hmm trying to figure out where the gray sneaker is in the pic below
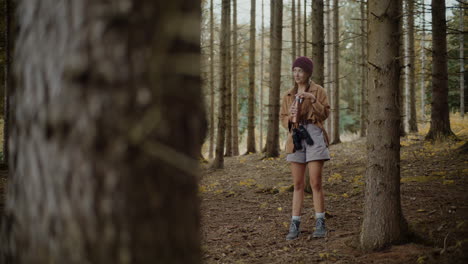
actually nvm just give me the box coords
[286,220,301,240]
[313,218,327,238]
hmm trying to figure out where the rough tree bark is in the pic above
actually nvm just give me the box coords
[460,4,465,118]
[225,0,233,156]
[331,0,341,144]
[3,0,13,166]
[303,0,307,56]
[311,0,324,86]
[232,0,239,156]
[360,0,408,251]
[425,0,455,141]
[292,0,296,62]
[0,0,206,263]
[265,0,283,158]
[399,0,406,137]
[209,0,215,159]
[297,0,302,55]
[420,0,426,123]
[407,0,418,132]
[360,0,368,137]
[213,0,230,168]
[326,0,332,134]
[246,0,257,154]
[260,0,265,151]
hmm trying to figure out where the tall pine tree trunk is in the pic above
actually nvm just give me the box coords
[1,0,206,262]
[360,0,368,137]
[225,0,233,156]
[260,0,265,151]
[460,4,465,118]
[312,0,324,86]
[265,0,282,158]
[326,0,332,134]
[213,0,230,169]
[297,0,302,55]
[420,0,426,123]
[303,0,307,56]
[246,0,257,154]
[209,0,215,159]
[425,0,455,141]
[331,0,341,144]
[361,0,407,250]
[232,0,239,156]
[3,0,13,166]
[399,0,406,137]
[292,0,296,62]
[407,0,417,132]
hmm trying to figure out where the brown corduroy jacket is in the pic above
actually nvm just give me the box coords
[279,81,331,154]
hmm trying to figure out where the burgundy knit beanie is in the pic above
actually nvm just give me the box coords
[292,56,314,75]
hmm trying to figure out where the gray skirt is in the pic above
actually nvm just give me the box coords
[286,123,331,163]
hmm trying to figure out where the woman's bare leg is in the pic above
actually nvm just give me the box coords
[290,162,306,216]
[308,161,325,213]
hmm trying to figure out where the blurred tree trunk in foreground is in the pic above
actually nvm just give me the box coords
[361,0,408,251]
[0,0,206,263]
[2,0,14,166]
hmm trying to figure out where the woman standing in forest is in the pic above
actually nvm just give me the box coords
[280,56,331,240]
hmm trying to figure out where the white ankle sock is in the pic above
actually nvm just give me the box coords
[292,216,301,221]
[315,212,325,219]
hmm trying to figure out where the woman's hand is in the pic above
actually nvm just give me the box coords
[296,92,316,103]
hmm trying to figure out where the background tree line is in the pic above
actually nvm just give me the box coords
[200,0,466,166]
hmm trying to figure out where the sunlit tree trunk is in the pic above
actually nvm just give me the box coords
[361,0,407,251]
[213,0,230,168]
[360,0,368,137]
[265,0,282,157]
[331,0,340,144]
[209,0,215,159]
[312,0,324,86]
[407,0,417,132]
[0,0,206,262]
[232,0,239,156]
[246,0,257,154]
[425,0,455,141]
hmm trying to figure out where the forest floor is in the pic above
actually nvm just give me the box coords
[200,115,468,264]
[0,117,467,263]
